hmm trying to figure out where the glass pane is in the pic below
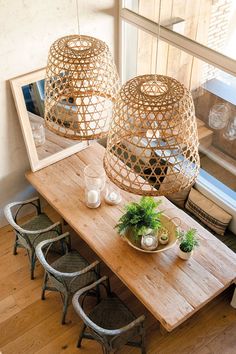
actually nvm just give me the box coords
[123,22,236,195]
[124,0,236,61]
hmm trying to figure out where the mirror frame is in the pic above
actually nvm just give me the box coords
[10,68,89,172]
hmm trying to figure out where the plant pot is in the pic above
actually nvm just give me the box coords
[158,227,169,245]
[178,247,192,260]
[159,237,169,245]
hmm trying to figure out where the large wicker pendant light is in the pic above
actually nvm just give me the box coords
[103,74,200,196]
[45,35,119,140]
[103,0,200,196]
[44,1,119,140]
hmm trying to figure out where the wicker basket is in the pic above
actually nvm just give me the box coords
[123,215,180,254]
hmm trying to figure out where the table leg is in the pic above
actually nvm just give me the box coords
[230,286,236,309]
[62,218,68,226]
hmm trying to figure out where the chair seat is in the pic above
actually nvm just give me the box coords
[20,213,59,247]
[51,250,97,293]
[89,295,136,330]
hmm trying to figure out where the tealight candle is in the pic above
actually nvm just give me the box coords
[104,184,122,205]
[109,191,117,201]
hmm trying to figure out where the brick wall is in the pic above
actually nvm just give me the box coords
[204,0,233,82]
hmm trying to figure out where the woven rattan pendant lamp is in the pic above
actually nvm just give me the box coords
[44,2,119,140]
[103,2,200,196]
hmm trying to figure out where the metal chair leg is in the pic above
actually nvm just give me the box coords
[141,328,146,354]
[13,235,18,255]
[61,293,69,324]
[41,272,48,300]
[95,263,101,304]
[102,347,115,354]
[77,323,86,347]
[30,252,36,280]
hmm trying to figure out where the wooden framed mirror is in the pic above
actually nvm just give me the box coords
[10,68,89,171]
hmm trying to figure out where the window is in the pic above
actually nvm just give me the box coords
[123,0,236,61]
[120,0,236,228]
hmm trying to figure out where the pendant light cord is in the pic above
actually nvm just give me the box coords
[155,0,162,82]
[76,0,81,37]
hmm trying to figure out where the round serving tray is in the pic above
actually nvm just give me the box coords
[123,215,180,254]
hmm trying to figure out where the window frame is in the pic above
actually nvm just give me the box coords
[119,2,236,83]
[119,0,236,233]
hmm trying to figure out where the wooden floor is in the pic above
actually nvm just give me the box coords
[0,205,236,354]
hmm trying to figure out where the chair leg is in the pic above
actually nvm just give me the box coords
[96,283,101,304]
[59,239,66,255]
[30,252,36,280]
[13,235,18,255]
[61,293,69,325]
[102,347,114,354]
[141,330,146,354]
[41,273,48,300]
[77,324,86,348]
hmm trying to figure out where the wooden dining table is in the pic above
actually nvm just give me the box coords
[25,142,236,332]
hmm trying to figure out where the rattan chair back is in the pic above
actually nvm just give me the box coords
[72,276,146,353]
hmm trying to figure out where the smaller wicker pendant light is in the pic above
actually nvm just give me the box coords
[45,35,120,140]
[104,75,200,196]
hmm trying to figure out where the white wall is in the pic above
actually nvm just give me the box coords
[0,0,118,226]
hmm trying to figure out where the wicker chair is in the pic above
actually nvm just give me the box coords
[36,232,100,324]
[72,276,146,354]
[4,197,62,280]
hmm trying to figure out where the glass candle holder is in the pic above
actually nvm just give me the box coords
[141,233,158,251]
[104,183,122,205]
[84,164,106,192]
[223,116,236,141]
[85,188,101,208]
[84,164,106,208]
[208,103,229,130]
[32,123,45,147]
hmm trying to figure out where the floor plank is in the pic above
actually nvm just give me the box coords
[0,204,235,354]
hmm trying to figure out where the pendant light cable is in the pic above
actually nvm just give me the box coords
[76,0,81,36]
[155,0,162,81]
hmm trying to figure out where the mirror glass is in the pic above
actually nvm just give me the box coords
[22,78,80,160]
[10,68,88,171]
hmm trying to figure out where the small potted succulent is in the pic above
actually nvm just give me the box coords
[176,228,198,260]
[115,197,163,251]
[159,227,169,245]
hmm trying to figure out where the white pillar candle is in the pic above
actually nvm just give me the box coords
[87,190,99,204]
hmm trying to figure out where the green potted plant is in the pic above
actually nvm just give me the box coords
[176,228,198,260]
[115,197,163,250]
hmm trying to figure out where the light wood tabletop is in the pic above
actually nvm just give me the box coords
[25,142,236,331]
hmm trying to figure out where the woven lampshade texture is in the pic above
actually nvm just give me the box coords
[104,74,200,196]
[45,35,120,140]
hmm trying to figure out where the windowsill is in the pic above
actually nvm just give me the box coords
[204,77,236,106]
[198,169,236,204]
